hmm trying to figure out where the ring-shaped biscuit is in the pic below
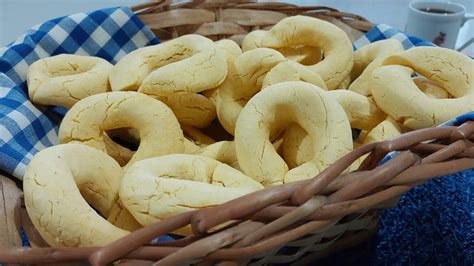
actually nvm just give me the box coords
[23,144,128,247]
[139,35,227,96]
[58,91,184,168]
[27,54,112,108]
[110,34,227,95]
[120,154,263,234]
[371,47,474,129]
[280,89,385,168]
[217,48,286,135]
[349,39,404,96]
[262,70,384,130]
[258,16,353,89]
[235,81,352,186]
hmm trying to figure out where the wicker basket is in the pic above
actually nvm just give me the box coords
[1,1,473,265]
[131,0,374,44]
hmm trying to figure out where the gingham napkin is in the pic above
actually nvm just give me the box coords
[353,23,434,49]
[0,7,159,178]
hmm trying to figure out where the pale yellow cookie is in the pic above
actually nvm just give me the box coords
[326,90,386,130]
[27,54,112,108]
[361,117,402,145]
[23,144,128,247]
[349,39,404,96]
[58,91,185,168]
[110,34,227,95]
[203,39,243,105]
[261,61,327,89]
[371,47,474,129]
[193,141,240,170]
[259,16,353,89]
[281,89,386,169]
[235,81,352,186]
[120,154,263,234]
[155,93,216,128]
[216,48,286,135]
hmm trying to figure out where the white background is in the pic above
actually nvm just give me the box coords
[0,0,473,54]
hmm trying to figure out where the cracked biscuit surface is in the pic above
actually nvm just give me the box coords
[242,30,322,65]
[27,54,112,108]
[194,141,240,170]
[262,60,327,89]
[120,154,263,234]
[234,81,352,186]
[203,39,243,105]
[258,16,353,89]
[217,48,286,134]
[348,39,404,96]
[154,93,217,128]
[23,144,128,247]
[325,90,386,130]
[277,89,385,168]
[110,34,227,94]
[58,91,185,168]
[370,47,474,129]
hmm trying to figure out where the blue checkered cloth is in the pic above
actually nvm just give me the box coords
[354,23,434,49]
[0,8,472,265]
[0,7,159,178]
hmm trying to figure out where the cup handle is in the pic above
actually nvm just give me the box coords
[463,13,474,26]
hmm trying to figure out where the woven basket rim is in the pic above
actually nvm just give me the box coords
[130,0,375,43]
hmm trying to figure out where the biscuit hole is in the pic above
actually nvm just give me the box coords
[413,73,452,99]
[280,124,312,170]
[278,46,323,66]
[106,128,140,152]
[200,119,233,141]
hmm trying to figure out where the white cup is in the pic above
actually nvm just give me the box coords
[405,1,474,49]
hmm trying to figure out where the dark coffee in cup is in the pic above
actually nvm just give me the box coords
[407,1,472,49]
[417,7,454,15]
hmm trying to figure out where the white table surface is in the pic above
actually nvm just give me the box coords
[0,0,473,54]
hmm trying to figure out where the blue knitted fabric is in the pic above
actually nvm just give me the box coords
[318,169,474,266]
[374,170,474,265]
